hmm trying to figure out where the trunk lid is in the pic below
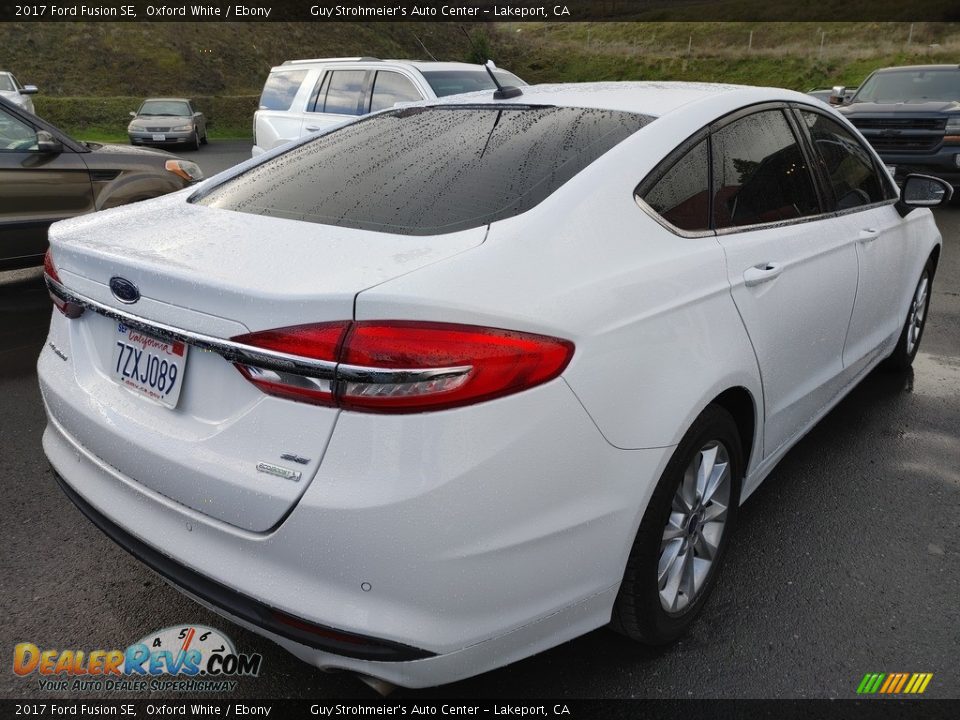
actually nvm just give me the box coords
[48,192,486,532]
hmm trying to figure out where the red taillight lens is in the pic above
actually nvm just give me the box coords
[339,322,574,412]
[231,321,574,413]
[44,248,84,317]
[43,248,61,284]
[231,322,350,406]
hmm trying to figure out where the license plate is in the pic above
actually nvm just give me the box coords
[152,134,166,141]
[111,323,188,408]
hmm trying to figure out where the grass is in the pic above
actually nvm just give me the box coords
[5,21,960,138]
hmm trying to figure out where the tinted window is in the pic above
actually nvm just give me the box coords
[421,70,526,98]
[322,70,367,115]
[800,110,888,209]
[854,68,960,104]
[712,110,821,229]
[641,139,710,231]
[369,72,422,112]
[0,107,38,151]
[195,106,652,236]
[139,100,191,117]
[259,70,308,111]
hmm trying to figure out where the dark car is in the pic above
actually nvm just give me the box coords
[838,64,960,189]
[127,98,208,150]
[0,96,203,271]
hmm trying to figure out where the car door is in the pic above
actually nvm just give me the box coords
[793,107,908,371]
[711,106,860,457]
[255,67,311,152]
[0,104,92,270]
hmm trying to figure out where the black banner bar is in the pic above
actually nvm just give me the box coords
[1,0,959,23]
[2,700,960,719]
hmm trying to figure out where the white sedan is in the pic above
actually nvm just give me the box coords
[38,82,949,688]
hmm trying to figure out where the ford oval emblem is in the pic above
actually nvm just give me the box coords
[109,277,140,304]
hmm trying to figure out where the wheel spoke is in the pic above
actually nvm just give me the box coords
[679,548,696,602]
[661,513,686,544]
[658,539,683,587]
[702,501,727,524]
[660,546,687,611]
[696,445,718,501]
[694,527,721,561]
[702,460,729,505]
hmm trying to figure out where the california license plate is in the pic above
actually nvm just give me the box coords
[111,323,188,408]
[152,134,166,141]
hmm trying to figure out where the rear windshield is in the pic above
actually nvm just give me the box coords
[194,105,651,235]
[854,69,960,104]
[421,69,526,98]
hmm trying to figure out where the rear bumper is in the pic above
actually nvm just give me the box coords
[39,331,671,685]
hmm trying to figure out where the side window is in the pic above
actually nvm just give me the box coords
[799,110,890,210]
[369,72,423,112]
[259,70,308,111]
[322,70,367,116]
[641,138,711,232]
[0,107,38,152]
[712,110,821,229]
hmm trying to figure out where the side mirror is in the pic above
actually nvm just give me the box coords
[829,86,846,105]
[21,84,39,95]
[36,130,63,155]
[896,174,952,216]
[129,111,137,118]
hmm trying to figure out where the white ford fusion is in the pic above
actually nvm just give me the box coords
[39,82,949,687]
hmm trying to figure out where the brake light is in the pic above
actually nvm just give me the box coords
[231,321,574,413]
[44,249,83,318]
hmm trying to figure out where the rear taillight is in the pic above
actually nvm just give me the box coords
[44,249,84,318]
[231,321,574,413]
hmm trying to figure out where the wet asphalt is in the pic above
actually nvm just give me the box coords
[1,147,957,699]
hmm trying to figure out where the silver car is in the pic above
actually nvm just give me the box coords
[128,98,207,150]
[0,71,38,114]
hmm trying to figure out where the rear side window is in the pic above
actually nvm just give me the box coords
[321,70,367,115]
[369,72,422,112]
[799,110,889,210]
[640,139,710,232]
[712,110,821,229]
[195,106,652,236]
[259,70,308,111]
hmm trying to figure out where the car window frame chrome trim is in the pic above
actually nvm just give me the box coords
[44,276,472,386]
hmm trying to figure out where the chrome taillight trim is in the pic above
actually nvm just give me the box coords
[45,277,473,386]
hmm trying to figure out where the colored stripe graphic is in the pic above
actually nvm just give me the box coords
[857,672,932,694]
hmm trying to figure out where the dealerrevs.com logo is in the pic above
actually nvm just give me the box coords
[13,625,262,693]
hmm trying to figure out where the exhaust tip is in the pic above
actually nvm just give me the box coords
[356,674,397,697]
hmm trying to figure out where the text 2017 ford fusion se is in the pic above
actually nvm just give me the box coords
[38,82,949,687]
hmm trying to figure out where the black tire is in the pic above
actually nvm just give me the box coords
[189,131,200,151]
[200,130,208,145]
[882,261,934,372]
[611,404,743,645]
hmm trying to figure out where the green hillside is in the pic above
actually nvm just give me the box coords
[2,21,959,139]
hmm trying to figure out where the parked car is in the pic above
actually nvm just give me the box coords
[252,57,526,156]
[807,85,857,105]
[0,71,38,114]
[839,64,960,189]
[0,96,202,272]
[40,82,947,688]
[128,98,207,150]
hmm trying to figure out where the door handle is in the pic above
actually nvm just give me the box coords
[858,228,879,243]
[305,125,322,132]
[743,262,784,287]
